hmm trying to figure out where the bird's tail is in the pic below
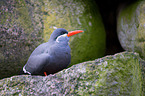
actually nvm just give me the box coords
[19,69,29,75]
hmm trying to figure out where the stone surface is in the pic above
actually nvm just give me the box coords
[0,0,105,79]
[0,52,144,95]
[117,1,145,59]
[0,0,44,79]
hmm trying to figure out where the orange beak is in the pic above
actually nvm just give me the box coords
[67,30,83,37]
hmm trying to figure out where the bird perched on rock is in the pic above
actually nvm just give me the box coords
[20,28,83,76]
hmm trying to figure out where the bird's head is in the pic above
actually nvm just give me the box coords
[49,28,83,43]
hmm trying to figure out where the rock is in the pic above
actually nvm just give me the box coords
[117,1,145,59]
[42,0,106,66]
[0,0,105,79]
[0,52,144,95]
[0,0,44,79]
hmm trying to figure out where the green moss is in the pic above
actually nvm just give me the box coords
[74,52,143,95]
[0,0,44,79]
[43,0,105,66]
[118,2,139,23]
[0,52,144,95]
[117,1,145,59]
[135,2,145,59]
[0,0,33,79]
[70,1,105,65]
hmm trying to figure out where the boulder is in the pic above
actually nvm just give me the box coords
[117,1,145,59]
[0,52,144,95]
[0,0,105,79]
[0,0,44,79]
[42,0,106,66]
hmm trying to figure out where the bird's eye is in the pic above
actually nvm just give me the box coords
[62,32,66,35]
[55,32,65,40]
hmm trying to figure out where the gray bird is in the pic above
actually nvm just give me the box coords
[20,28,83,76]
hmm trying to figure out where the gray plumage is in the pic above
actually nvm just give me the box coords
[21,28,71,75]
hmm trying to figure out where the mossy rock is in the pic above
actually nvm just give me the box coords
[42,0,106,66]
[0,0,105,79]
[0,52,144,95]
[117,1,145,59]
[0,0,44,79]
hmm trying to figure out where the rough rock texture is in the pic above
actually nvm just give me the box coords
[42,0,106,66]
[117,1,145,59]
[0,0,44,79]
[0,52,144,95]
[0,0,105,79]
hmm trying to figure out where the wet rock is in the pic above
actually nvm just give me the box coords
[117,1,145,59]
[0,52,144,95]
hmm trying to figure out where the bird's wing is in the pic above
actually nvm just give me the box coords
[29,42,50,56]
[23,53,50,75]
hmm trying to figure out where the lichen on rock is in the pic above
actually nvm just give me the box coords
[0,0,105,79]
[0,0,44,79]
[42,0,106,66]
[117,1,145,59]
[0,52,144,95]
